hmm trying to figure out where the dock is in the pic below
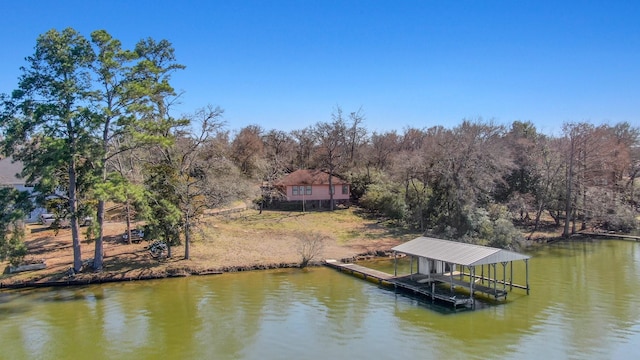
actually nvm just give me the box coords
[324,260,472,307]
[577,231,640,241]
[324,259,394,284]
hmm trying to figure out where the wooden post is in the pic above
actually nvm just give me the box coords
[394,251,397,277]
[469,266,474,303]
[525,259,530,295]
[410,256,414,280]
[510,261,513,291]
[449,263,454,292]
[492,263,497,298]
[502,262,507,291]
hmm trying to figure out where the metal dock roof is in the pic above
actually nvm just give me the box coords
[392,236,530,266]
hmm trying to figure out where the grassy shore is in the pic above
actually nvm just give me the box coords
[1,208,419,287]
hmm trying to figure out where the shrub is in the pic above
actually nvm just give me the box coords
[297,232,328,268]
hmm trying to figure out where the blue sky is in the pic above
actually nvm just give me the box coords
[1,1,639,135]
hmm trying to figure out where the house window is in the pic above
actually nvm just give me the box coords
[330,185,335,195]
[293,186,309,196]
[342,185,349,195]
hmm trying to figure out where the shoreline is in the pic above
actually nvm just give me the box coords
[3,207,634,291]
[0,250,395,290]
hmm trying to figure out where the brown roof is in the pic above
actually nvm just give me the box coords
[276,169,348,186]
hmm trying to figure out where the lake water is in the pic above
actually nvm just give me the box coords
[1,239,639,359]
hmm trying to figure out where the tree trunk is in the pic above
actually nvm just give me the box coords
[184,212,190,260]
[125,199,132,245]
[69,159,82,272]
[328,168,335,211]
[563,140,575,238]
[94,118,111,270]
[93,199,105,270]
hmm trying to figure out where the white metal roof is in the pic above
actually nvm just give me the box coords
[392,236,530,266]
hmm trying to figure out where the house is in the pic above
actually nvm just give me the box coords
[0,157,45,222]
[274,169,350,210]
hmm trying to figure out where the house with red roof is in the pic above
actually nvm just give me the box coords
[274,169,350,210]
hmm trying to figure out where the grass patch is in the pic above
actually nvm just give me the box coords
[207,208,417,244]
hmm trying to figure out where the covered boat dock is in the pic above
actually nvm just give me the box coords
[391,237,530,305]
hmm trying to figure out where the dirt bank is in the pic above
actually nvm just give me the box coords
[1,209,411,288]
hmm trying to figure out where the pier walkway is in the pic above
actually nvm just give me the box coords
[324,260,394,284]
[577,231,640,241]
[324,260,472,307]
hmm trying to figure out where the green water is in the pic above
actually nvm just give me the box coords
[1,239,639,359]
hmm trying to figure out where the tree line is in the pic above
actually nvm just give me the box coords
[232,115,639,249]
[1,28,638,270]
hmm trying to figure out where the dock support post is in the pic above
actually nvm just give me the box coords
[492,263,497,298]
[525,259,530,295]
[410,256,414,280]
[469,266,475,303]
[449,263,454,292]
[501,262,507,292]
[394,251,397,277]
[510,261,513,291]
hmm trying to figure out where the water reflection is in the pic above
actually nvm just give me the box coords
[0,240,638,359]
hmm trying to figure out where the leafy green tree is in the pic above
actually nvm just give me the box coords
[360,179,406,223]
[0,188,33,265]
[1,28,99,272]
[90,31,184,269]
[89,29,138,268]
[460,205,524,250]
[1,28,184,271]
[144,162,182,256]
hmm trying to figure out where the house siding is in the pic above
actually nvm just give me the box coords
[287,184,350,201]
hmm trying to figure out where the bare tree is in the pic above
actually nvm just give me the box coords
[345,108,367,165]
[145,106,248,259]
[230,125,265,178]
[367,131,401,171]
[258,130,295,208]
[297,232,328,268]
[291,127,316,169]
[313,107,348,210]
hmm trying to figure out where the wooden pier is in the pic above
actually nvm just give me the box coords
[324,260,394,284]
[324,260,472,307]
[577,231,640,241]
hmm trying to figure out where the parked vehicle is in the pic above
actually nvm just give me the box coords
[39,213,57,226]
[147,240,168,259]
[39,213,92,227]
[122,229,145,243]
